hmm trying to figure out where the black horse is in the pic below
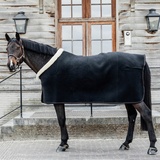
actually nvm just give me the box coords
[5,33,157,155]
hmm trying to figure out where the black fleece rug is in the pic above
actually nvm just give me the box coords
[40,51,145,104]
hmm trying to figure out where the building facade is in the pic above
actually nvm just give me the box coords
[0,0,160,121]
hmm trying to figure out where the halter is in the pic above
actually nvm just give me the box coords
[7,40,25,67]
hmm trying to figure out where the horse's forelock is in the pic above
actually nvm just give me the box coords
[8,38,21,46]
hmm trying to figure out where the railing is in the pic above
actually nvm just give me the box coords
[0,66,23,120]
[0,66,94,121]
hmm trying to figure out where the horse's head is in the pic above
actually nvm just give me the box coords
[5,32,24,72]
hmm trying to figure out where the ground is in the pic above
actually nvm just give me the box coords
[0,138,160,160]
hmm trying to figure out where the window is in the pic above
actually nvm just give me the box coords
[61,0,82,18]
[91,0,112,17]
[57,0,116,56]
[62,24,84,55]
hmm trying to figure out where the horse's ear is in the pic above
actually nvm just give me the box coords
[16,32,20,41]
[5,33,10,42]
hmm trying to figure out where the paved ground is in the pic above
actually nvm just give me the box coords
[0,138,160,160]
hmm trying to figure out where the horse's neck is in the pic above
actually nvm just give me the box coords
[24,50,52,73]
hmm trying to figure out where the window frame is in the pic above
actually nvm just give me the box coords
[57,0,116,55]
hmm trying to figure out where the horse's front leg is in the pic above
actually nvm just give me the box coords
[120,104,137,151]
[133,102,157,155]
[54,104,69,151]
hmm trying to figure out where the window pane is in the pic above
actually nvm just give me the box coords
[92,41,101,55]
[62,0,71,4]
[72,0,82,4]
[91,0,100,4]
[91,1,112,17]
[91,5,101,17]
[72,6,82,17]
[102,25,112,39]
[62,26,72,40]
[102,40,112,52]
[62,6,71,17]
[62,41,72,53]
[73,41,82,55]
[102,5,111,17]
[92,25,101,39]
[102,0,111,3]
[73,25,82,40]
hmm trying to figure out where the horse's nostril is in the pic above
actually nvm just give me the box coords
[7,58,17,72]
[11,65,16,71]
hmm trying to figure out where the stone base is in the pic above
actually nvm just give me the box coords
[1,108,160,140]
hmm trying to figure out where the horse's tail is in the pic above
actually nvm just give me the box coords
[141,62,152,131]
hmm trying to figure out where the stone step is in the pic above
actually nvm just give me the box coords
[1,108,160,140]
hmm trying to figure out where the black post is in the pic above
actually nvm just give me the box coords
[90,103,93,117]
[20,66,23,118]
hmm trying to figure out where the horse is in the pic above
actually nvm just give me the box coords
[5,33,157,155]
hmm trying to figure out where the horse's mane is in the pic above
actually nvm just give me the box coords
[22,38,57,56]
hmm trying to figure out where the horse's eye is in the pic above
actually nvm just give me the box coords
[15,45,20,50]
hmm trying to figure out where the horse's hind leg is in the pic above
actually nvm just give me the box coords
[54,104,69,151]
[133,102,157,155]
[120,104,137,150]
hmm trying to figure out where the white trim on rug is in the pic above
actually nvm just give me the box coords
[36,48,64,79]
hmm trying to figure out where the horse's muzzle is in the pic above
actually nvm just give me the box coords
[7,62,17,72]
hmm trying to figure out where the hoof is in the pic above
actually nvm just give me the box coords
[64,144,69,149]
[147,147,158,155]
[119,144,130,150]
[56,144,69,152]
